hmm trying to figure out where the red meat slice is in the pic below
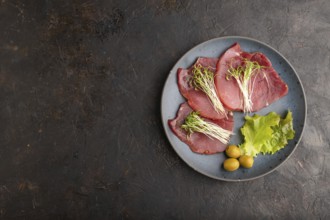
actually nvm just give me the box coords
[215,43,288,112]
[168,102,234,154]
[177,57,228,120]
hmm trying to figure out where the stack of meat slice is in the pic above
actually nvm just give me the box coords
[168,43,288,154]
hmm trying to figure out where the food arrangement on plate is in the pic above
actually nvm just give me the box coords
[168,43,295,172]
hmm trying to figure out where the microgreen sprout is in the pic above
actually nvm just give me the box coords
[181,111,233,144]
[226,59,264,112]
[190,64,226,115]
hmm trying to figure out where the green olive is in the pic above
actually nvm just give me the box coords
[223,158,240,171]
[239,155,254,168]
[225,145,241,159]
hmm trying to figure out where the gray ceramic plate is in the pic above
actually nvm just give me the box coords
[161,36,306,181]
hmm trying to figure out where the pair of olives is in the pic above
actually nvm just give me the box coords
[223,145,254,171]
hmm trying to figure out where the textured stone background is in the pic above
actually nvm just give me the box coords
[0,0,329,219]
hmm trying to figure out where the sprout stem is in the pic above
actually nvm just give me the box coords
[226,59,263,112]
[181,112,233,144]
[190,64,226,115]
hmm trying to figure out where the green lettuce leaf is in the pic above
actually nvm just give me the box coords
[240,111,295,157]
[261,111,295,154]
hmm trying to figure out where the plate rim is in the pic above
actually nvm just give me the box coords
[160,36,307,182]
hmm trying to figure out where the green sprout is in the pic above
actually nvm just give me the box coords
[181,111,233,144]
[190,64,226,115]
[226,59,264,112]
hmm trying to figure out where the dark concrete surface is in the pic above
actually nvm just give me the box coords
[0,0,329,219]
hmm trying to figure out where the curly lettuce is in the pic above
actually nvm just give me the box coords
[240,111,295,157]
